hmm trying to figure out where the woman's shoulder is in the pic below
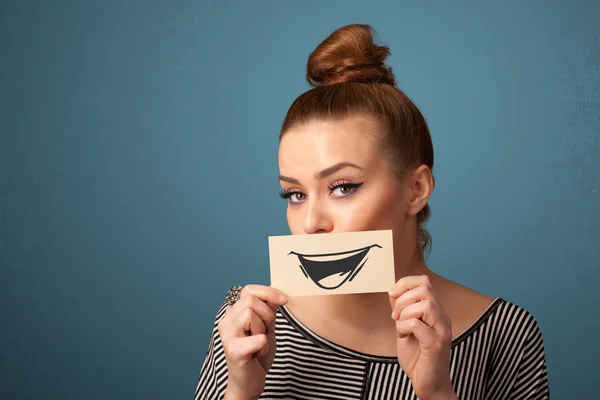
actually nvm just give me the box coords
[437,275,545,345]
[452,294,545,346]
[201,299,232,345]
[462,295,550,397]
[447,287,548,376]
[486,296,546,343]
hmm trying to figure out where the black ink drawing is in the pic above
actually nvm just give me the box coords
[288,244,382,290]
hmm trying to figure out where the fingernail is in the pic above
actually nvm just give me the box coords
[391,311,396,319]
[388,288,395,296]
[279,294,288,304]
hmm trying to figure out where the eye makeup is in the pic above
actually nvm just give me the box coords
[328,180,364,195]
[279,180,364,204]
[279,189,303,200]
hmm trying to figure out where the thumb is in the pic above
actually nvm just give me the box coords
[388,293,397,316]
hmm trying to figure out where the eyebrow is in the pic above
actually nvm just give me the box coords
[279,162,363,184]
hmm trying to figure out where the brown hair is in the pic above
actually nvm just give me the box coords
[279,24,435,258]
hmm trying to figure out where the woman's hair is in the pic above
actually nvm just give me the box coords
[279,24,435,258]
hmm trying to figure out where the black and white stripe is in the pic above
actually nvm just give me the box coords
[195,297,549,399]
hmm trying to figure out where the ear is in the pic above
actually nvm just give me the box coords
[406,165,434,217]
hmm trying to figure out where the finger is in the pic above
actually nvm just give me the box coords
[236,308,266,337]
[225,334,269,363]
[219,296,277,343]
[389,283,429,319]
[395,318,450,355]
[396,300,450,336]
[235,295,277,331]
[241,284,289,310]
[395,317,436,342]
[257,337,271,359]
[388,275,432,299]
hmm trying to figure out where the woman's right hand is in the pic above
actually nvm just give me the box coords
[218,284,289,400]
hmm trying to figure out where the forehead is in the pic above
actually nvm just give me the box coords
[278,116,381,172]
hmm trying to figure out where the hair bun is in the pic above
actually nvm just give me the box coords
[306,24,396,87]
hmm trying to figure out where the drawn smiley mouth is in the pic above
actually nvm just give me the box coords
[288,244,382,290]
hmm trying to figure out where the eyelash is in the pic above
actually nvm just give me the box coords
[278,181,364,200]
[278,189,299,199]
[328,180,362,192]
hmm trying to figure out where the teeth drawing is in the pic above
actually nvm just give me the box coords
[288,244,382,290]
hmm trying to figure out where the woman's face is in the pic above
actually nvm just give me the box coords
[278,116,417,242]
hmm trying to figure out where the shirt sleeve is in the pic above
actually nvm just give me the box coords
[507,317,550,399]
[194,301,230,400]
[485,305,550,400]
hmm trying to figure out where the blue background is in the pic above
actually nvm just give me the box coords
[1,1,599,398]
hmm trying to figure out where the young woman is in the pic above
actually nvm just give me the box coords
[195,24,550,400]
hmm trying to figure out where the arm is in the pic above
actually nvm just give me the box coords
[486,309,550,400]
[507,320,550,399]
[194,301,230,400]
[194,284,286,400]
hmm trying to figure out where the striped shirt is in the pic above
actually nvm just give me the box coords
[195,297,550,399]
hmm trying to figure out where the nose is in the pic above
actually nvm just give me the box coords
[302,199,333,234]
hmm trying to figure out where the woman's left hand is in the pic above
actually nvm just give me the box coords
[388,275,457,400]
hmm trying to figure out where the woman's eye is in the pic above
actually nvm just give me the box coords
[332,185,354,196]
[289,192,306,203]
[330,182,363,197]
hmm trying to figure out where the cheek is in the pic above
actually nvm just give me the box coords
[286,205,304,234]
[335,191,404,231]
